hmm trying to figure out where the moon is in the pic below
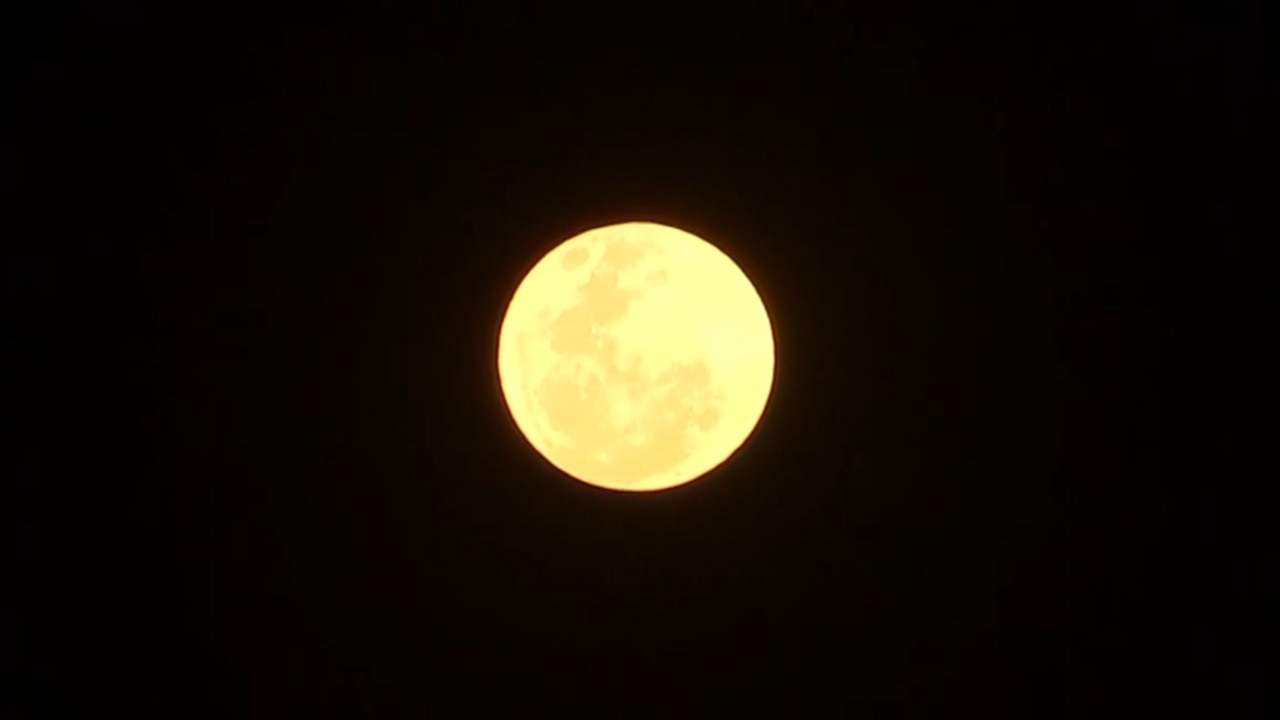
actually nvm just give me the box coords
[497,221,776,492]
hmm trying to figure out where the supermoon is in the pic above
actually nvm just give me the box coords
[497,221,775,492]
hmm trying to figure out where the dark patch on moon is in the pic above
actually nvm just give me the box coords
[561,246,589,270]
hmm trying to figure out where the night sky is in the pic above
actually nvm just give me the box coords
[8,2,1261,716]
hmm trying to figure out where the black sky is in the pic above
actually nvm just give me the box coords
[7,1,1262,716]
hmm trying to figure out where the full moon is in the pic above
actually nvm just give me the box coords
[497,221,775,492]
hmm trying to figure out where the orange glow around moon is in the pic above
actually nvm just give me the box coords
[497,221,776,492]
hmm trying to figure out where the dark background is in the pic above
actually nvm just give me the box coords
[7,1,1262,716]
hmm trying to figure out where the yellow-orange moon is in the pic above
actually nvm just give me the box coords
[497,221,775,492]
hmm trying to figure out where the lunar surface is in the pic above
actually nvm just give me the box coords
[497,222,775,492]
